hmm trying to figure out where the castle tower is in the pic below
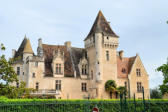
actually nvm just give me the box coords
[22,35,34,61]
[84,11,119,98]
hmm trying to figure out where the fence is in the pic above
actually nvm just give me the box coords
[0,88,168,112]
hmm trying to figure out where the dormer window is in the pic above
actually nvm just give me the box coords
[122,68,126,74]
[82,64,87,75]
[56,63,62,74]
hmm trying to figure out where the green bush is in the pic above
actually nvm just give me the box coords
[0,99,167,112]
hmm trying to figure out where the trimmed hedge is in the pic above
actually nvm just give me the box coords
[0,99,168,112]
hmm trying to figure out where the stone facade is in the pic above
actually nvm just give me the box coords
[12,11,149,99]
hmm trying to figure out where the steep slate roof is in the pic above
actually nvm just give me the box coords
[42,44,74,77]
[84,10,118,41]
[14,36,34,59]
[70,47,86,77]
[42,44,87,77]
[117,56,136,78]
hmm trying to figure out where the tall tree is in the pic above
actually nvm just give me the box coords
[0,44,18,84]
[150,88,162,99]
[157,59,168,94]
[0,44,33,98]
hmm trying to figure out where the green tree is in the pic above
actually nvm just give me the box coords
[105,80,117,98]
[0,44,18,84]
[150,88,162,99]
[157,59,168,95]
[0,44,33,98]
[117,86,126,94]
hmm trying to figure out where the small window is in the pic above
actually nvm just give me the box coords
[23,72,24,75]
[107,36,109,40]
[82,64,87,75]
[35,62,38,67]
[59,64,61,74]
[55,80,61,91]
[106,51,109,61]
[136,69,141,76]
[17,67,20,75]
[16,82,19,88]
[81,83,87,92]
[122,68,126,74]
[36,82,39,90]
[56,64,62,74]
[32,73,35,78]
[137,82,142,92]
[91,70,93,79]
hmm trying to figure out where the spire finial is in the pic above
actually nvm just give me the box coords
[24,34,27,39]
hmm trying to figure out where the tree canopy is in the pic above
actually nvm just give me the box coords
[0,43,33,98]
[156,59,168,94]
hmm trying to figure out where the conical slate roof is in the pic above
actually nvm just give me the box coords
[23,38,33,53]
[84,11,118,40]
[14,35,34,59]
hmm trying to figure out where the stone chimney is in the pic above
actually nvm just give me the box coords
[37,38,43,57]
[64,41,71,48]
[119,50,124,59]
[12,49,16,58]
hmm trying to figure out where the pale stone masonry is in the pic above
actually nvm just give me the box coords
[12,11,149,99]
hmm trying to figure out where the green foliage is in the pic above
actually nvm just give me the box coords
[105,80,117,92]
[150,88,162,99]
[157,59,168,94]
[0,44,18,83]
[117,86,126,94]
[0,43,33,98]
[0,99,167,112]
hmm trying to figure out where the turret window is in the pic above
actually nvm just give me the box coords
[16,82,19,88]
[36,82,39,90]
[17,67,20,75]
[91,70,93,79]
[106,51,109,61]
[32,73,35,78]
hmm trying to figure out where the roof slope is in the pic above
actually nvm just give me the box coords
[14,37,34,59]
[42,44,74,77]
[85,10,118,40]
[70,47,86,77]
[117,56,136,78]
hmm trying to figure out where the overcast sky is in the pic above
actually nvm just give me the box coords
[0,0,168,89]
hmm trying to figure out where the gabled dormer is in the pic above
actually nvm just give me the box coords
[78,56,88,79]
[52,49,64,77]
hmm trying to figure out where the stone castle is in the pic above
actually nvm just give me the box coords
[12,11,149,99]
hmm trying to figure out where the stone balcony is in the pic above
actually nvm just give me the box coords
[31,89,60,95]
